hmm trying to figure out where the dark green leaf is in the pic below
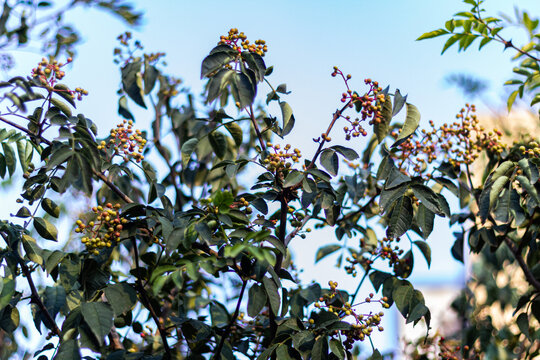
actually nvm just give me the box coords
[280,102,295,136]
[247,284,267,317]
[375,95,392,142]
[315,244,341,263]
[34,217,58,241]
[201,52,235,78]
[413,241,431,268]
[283,170,304,187]
[81,302,114,345]
[320,149,339,176]
[41,198,60,218]
[386,196,413,239]
[121,61,146,108]
[263,277,280,315]
[393,103,420,144]
[103,284,137,316]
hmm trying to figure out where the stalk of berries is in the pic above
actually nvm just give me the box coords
[75,203,126,255]
[98,120,146,163]
[31,57,88,100]
[218,28,268,56]
[313,282,389,349]
[391,104,507,175]
[331,67,385,140]
[346,237,407,277]
[263,143,302,173]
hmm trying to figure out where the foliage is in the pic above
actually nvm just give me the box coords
[0,1,537,359]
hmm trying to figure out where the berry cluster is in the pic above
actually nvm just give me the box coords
[98,120,146,163]
[75,203,126,255]
[437,338,478,360]
[232,197,253,215]
[31,57,88,100]
[345,237,407,277]
[313,282,388,349]
[263,143,302,173]
[219,28,268,56]
[392,104,506,174]
[518,140,540,158]
[331,67,384,140]
[114,32,166,67]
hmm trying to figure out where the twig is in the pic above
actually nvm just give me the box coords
[504,237,540,293]
[247,105,266,152]
[212,280,247,359]
[131,238,173,358]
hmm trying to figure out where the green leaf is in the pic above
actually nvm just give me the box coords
[80,302,114,345]
[210,301,229,327]
[2,142,16,177]
[50,98,72,117]
[117,95,134,120]
[201,52,235,78]
[441,34,463,54]
[42,286,66,320]
[280,102,295,136]
[256,344,278,360]
[14,206,31,218]
[517,313,530,339]
[507,89,519,112]
[416,203,435,239]
[247,283,267,317]
[283,170,304,187]
[121,61,146,108]
[407,302,428,324]
[103,284,137,316]
[393,103,420,145]
[0,266,15,310]
[231,71,256,108]
[414,241,431,268]
[143,64,159,94]
[53,339,81,360]
[209,131,228,158]
[386,196,413,239]
[330,145,359,160]
[516,175,540,204]
[375,95,392,142]
[22,234,43,266]
[0,305,19,333]
[315,244,341,263]
[329,338,345,360]
[224,122,243,146]
[392,89,407,116]
[53,84,76,107]
[41,198,60,218]
[34,217,58,241]
[417,29,449,40]
[392,281,414,317]
[181,138,199,166]
[412,184,443,216]
[312,335,329,360]
[320,149,339,176]
[263,277,280,315]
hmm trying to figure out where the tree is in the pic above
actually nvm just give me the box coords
[0,0,537,359]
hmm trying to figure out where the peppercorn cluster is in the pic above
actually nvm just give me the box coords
[313,282,389,349]
[219,28,268,56]
[75,203,126,255]
[31,57,88,100]
[331,67,384,140]
[392,104,506,174]
[263,143,302,173]
[98,120,146,163]
[344,236,408,277]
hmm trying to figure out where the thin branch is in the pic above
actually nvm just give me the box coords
[212,280,248,359]
[131,238,172,358]
[247,105,266,152]
[504,237,540,293]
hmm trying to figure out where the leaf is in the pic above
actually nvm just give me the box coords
[329,338,345,360]
[201,52,235,78]
[417,29,449,40]
[320,149,339,176]
[386,196,413,239]
[393,103,420,144]
[231,71,256,108]
[507,89,519,112]
[375,95,392,142]
[416,203,435,239]
[441,34,463,54]
[80,302,114,345]
[22,234,43,266]
[280,102,295,136]
[315,244,341,263]
[0,266,15,310]
[209,131,227,158]
[210,301,229,327]
[516,175,540,204]
[53,84,76,107]
[2,143,16,177]
[392,281,414,317]
[117,95,134,120]
[414,241,431,268]
[412,185,443,216]
[331,145,359,160]
[247,284,267,317]
[103,284,137,316]
[181,138,199,166]
[517,313,530,339]
[41,198,60,218]
[53,339,81,360]
[224,122,243,146]
[143,64,159,94]
[15,206,31,218]
[34,217,58,241]
[263,277,280,315]
[121,61,146,108]
[50,98,72,117]
[283,170,304,187]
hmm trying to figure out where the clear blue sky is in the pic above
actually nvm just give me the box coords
[5,0,540,356]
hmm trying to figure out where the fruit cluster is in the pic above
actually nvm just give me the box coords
[518,140,540,158]
[218,28,268,56]
[263,143,302,173]
[75,203,127,255]
[98,120,146,163]
[314,283,388,349]
[345,236,408,277]
[31,57,88,100]
[331,67,384,140]
[392,104,506,174]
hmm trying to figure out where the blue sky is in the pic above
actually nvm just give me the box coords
[4,0,540,356]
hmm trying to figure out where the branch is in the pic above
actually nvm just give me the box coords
[19,260,62,337]
[131,238,172,358]
[247,105,266,152]
[504,237,540,293]
[212,280,247,359]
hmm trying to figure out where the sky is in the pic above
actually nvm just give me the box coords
[3,0,540,357]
